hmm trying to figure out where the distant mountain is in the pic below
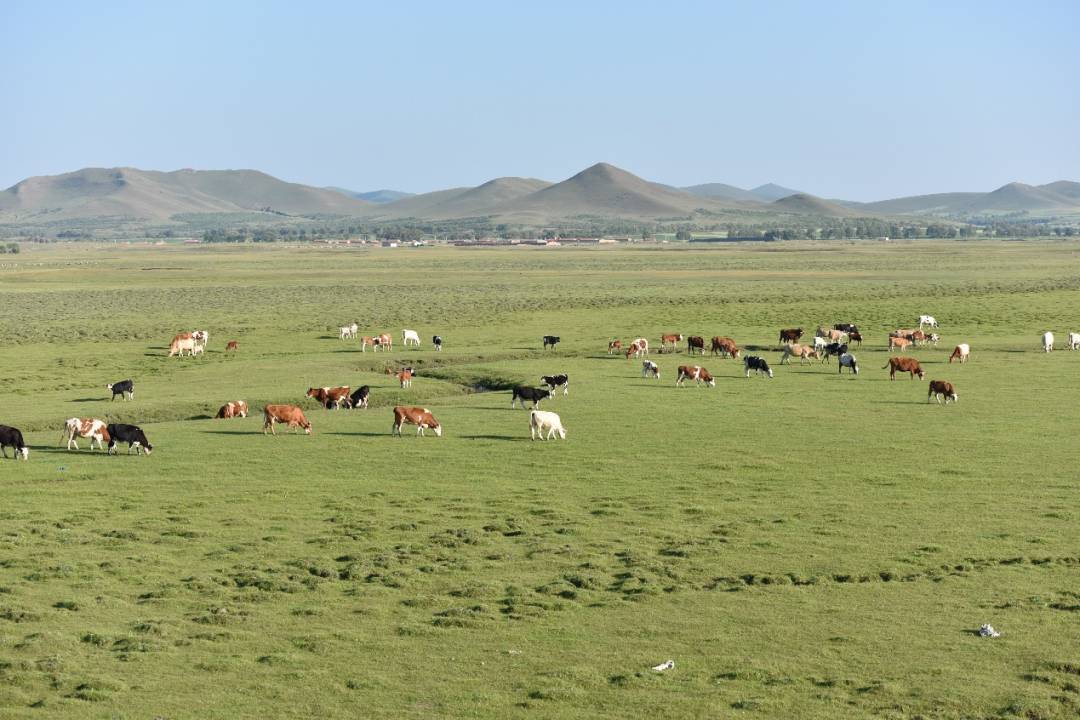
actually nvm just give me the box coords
[750,183,802,201]
[366,177,552,219]
[327,187,414,204]
[859,181,1080,215]
[0,167,371,220]
[681,182,762,203]
[772,193,857,217]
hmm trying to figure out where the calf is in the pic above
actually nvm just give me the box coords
[1042,331,1054,353]
[686,336,705,355]
[838,353,859,375]
[543,335,560,350]
[263,404,312,434]
[779,343,818,365]
[512,386,552,409]
[928,380,958,404]
[541,374,569,396]
[779,328,803,344]
[919,315,939,328]
[675,365,715,387]
[607,339,623,354]
[62,418,109,451]
[398,369,413,389]
[812,335,829,352]
[106,424,153,455]
[215,400,249,419]
[0,425,29,460]
[392,406,442,437]
[820,342,848,363]
[660,333,683,352]
[108,379,134,401]
[360,336,376,352]
[641,360,660,379]
[882,357,925,380]
[948,343,970,364]
[710,336,740,359]
[349,385,370,409]
[432,335,443,351]
[340,323,357,340]
[529,410,566,440]
[889,336,912,352]
[744,355,774,378]
[225,340,239,353]
[847,330,863,347]
[925,333,941,346]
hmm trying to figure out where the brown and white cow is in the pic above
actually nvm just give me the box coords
[710,336,741,359]
[625,340,648,359]
[62,417,110,451]
[398,369,413,388]
[607,339,623,354]
[948,343,970,364]
[660,333,683,352]
[392,406,442,437]
[373,333,393,352]
[675,365,715,387]
[888,336,913,352]
[168,336,198,357]
[928,380,958,404]
[307,386,351,409]
[215,400,249,418]
[882,357,925,380]
[779,343,820,365]
[263,404,312,434]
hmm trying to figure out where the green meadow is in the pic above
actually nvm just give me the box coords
[1,240,1078,719]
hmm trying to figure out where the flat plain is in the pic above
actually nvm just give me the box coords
[1,240,1078,719]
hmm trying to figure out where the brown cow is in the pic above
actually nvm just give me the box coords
[882,357,925,380]
[888,336,912,352]
[263,404,312,434]
[779,328,803,344]
[398,369,413,388]
[607,339,623,354]
[392,406,442,437]
[779,343,819,365]
[215,400,250,418]
[307,386,351,409]
[675,365,715,387]
[710,336,741,359]
[927,380,958,404]
[660,333,683,352]
[225,340,239,353]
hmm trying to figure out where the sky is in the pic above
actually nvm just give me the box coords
[3,1,1078,201]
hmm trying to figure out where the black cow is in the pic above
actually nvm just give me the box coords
[432,335,443,352]
[543,335,560,350]
[511,386,553,409]
[779,328,803,344]
[744,355,774,378]
[349,385,371,409]
[0,425,29,460]
[540,374,569,396]
[108,379,134,401]
[106,424,153,455]
[686,336,705,355]
[820,342,849,363]
[834,323,859,334]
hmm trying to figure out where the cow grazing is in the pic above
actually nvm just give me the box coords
[62,418,110,451]
[821,342,848,363]
[848,330,863,347]
[192,330,209,347]
[402,329,421,347]
[263,405,312,434]
[541,374,569,396]
[686,336,705,355]
[108,379,134,401]
[928,380,958,404]
[710,336,740,359]
[373,333,393,352]
[779,343,819,365]
[106,424,153,455]
[359,336,375,352]
[919,315,939,328]
[948,343,970,364]
[398,369,413,388]
[215,400,249,419]
[512,386,553,409]
[834,323,859,334]
[889,336,913,353]
[744,356,773,378]
[529,410,566,440]
[349,385,371,409]
[1068,332,1080,350]
[641,360,660,379]
[838,353,859,375]
[1042,331,1054,353]
[168,336,198,357]
[779,328,803,344]
[432,335,443,351]
[926,333,941,346]
[607,339,623,354]
[543,335,560,350]
[307,386,352,409]
[392,406,442,437]
[0,425,29,460]
[660,334,683,352]
[626,340,648,359]
[676,365,715,387]
[225,340,239,353]
[882,357,925,380]
[340,323,358,340]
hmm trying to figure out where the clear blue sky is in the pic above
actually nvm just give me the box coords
[3,1,1077,201]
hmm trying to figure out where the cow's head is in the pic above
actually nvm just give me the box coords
[431,423,443,437]
[303,422,312,435]
[18,446,28,460]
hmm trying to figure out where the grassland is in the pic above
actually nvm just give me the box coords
[1,240,1078,719]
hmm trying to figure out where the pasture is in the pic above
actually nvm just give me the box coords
[1,240,1078,719]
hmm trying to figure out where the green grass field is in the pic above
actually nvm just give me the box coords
[1,240,1078,719]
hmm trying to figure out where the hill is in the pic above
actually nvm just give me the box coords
[327,187,414,204]
[860,181,1080,215]
[750,183,802,201]
[681,182,762,203]
[771,193,857,217]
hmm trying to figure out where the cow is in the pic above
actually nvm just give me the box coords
[676,365,715,387]
[928,380,958,404]
[919,315,939,328]
[402,329,421,347]
[607,339,623,354]
[168,336,198,357]
[307,386,351,409]
[511,386,553,409]
[834,323,859,334]
[263,405,312,434]
[191,343,205,357]
[529,410,566,440]
[373,333,393,352]
[543,335,560,350]
[398,369,413,388]
[0,425,29,460]
[926,333,941,346]
[882,357,925,380]
[710,336,740,359]
[349,385,371,409]
[686,336,705,355]
[948,343,970,364]
[392,406,442,437]
[541,374,569,396]
[225,340,239,353]
[62,418,110,451]
[824,328,848,343]
[339,323,358,340]
[106,424,153,455]
[215,400,249,419]
[192,330,209,347]
[1068,332,1080,350]
[660,333,683,352]
[838,353,859,375]
[744,356,773,378]
[821,342,849,363]
[813,335,829,352]
[641,360,660,379]
[359,336,376,352]
[626,339,648,359]
[107,379,134,401]
[779,343,819,365]
[889,336,913,353]
[432,335,443,351]
[1042,331,1054,353]
[847,330,863,347]
[779,328,803,344]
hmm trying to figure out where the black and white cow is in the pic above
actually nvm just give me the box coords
[107,379,134,401]
[838,353,859,375]
[820,342,848,363]
[543,335,560,350]
[0,425,29,460]
[349,385,371,409]
[641,360,660,379]
[833,323,859,334]
[106,424,153,455]
[432,335,443,352]
[744,355,774,378]
[540,374,569,396]
[512,386,553,409]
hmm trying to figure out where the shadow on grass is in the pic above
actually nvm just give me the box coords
[459,434,518,441]
[323,431,393,437]
[30,446,112,457]
[199,429,269,435]
[69,397,107,403]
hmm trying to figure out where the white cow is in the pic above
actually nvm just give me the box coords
[641,360,660,379]
[812,335,828,352]
[919,315,939,328]
[340,323,358,340]
[1067,332,1080,350]
[402,329,421,347]
[192,330,209,346]
[529,410,566,440]
[1042,331,1054,353]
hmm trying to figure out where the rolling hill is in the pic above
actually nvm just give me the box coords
[771,193,857,217]
[680,182,762,203]
[749,183,802,201]
[327,187,414,204]
[857,181,1080,215]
